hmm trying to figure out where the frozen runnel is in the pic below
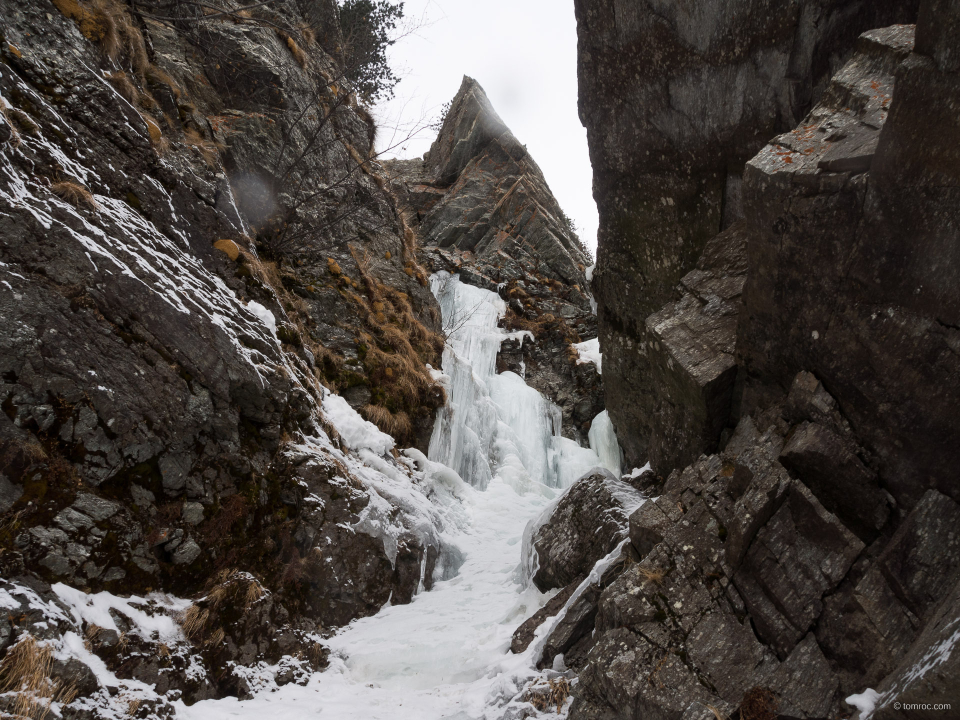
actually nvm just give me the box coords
[183,272,627,720]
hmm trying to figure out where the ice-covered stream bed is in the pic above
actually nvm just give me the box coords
[181,272,624,719]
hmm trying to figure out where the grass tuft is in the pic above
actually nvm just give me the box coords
[0,634,76,720]
[51,180,98,211]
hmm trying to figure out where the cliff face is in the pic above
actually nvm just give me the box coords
[388,78,604,441]
[575,0,920,468]
[555,0,960,717]
[0,0,452,707]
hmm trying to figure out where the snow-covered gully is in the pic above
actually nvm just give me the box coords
[181,273,625,719]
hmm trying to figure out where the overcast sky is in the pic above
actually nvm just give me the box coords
[372,0,598,258]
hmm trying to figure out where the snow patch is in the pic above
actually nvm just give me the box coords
[321,391,395,455]
[572,337,602,374]
[246,301,277,337]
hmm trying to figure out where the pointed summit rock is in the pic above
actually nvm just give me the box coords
[389,76,592,293]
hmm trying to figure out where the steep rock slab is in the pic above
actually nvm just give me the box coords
[0,0,445,668]
[605,220,749,475]
[575,0,919,468]
[393,76,592,290]
[737,21,960,508]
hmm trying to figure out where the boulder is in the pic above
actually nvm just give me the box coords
[528,470,645,592]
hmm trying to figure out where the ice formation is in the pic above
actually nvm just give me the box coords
[428,271,575,490]
[588,410,622,478]
[182,271,626,719]
[572,337,602,373]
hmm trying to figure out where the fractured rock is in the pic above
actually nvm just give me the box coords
[529,470,645,592]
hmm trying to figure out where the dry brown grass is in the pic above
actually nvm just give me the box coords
[51,180,99,211]
[178,571,266,646]
[526,676,571,715]
[0,102,21,148]
[361,404,412,439]
[638,565,666,586]
[0,634,77,720]
[284,35,309,68]
[299,25,316,46]
[183,127,221,167]
[738,687,778,720]
[178,604,210,642]
[145,64,183,99]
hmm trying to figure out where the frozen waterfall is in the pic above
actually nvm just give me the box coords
[428,271,618,490]
[183,271,627,720]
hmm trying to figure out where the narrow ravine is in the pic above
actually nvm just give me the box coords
[180,273,620,720]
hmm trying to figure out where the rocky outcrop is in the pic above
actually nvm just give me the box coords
[390,76,592,289]
[575,0,921,468]
[603,220,749,474]
[569,392,960,719]
[562,2,960,716]
[388,78,604,439]
[527,469,644,592]
[0,0,451,711]
[737,20,960,510]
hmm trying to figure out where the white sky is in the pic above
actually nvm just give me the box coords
[372,0,598,257]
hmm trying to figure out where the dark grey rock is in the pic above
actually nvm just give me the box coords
[72,494,120,523]
[779,421,891,540]
[876,489,960,620]
[738,22,960,510]
[733,481,864,658]
[577,0,920,470]
[529,470,644,592]
[0,473,22,513]
[182,501,205,526]
[611,221,749,475]
[171,538,201,565]
[870,575,960,719]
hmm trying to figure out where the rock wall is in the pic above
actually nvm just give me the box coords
[553,1,960,717]
[0,0,451,707]
[575,0,921,468]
